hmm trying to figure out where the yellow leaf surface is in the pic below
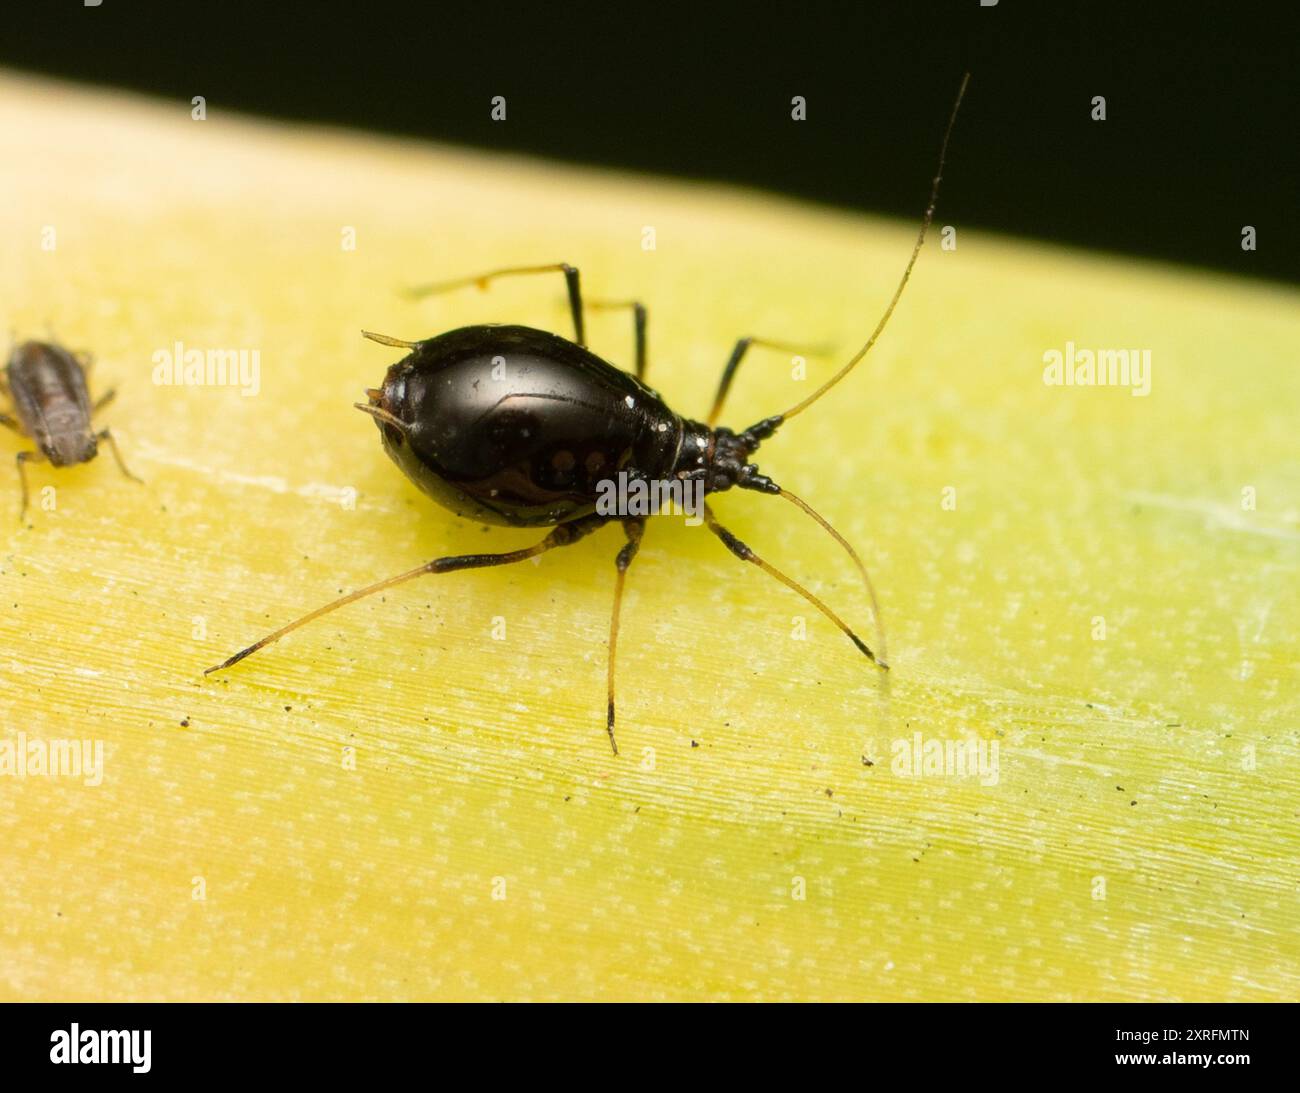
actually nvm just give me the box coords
[1,72,1297,1001]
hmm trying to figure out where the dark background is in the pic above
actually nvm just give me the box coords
[3,1,1296,284]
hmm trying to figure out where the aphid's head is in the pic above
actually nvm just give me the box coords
[683,414,785,496]
[40,428,97,467]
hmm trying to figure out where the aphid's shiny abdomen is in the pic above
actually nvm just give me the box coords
[371,325,683,526]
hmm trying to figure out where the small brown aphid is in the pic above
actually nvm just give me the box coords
[0,340,142,519]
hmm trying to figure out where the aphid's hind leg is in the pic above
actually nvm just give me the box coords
[605,517,646,755]
[404,262,587,346]
[15,449,43,521]
[588,300,648,381]
[707,337,831,426]
[205,514,610,676]
[96,428,143,485]
[702,503,884,668]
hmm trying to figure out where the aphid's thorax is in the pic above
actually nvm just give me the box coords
[6,341,97,466]
[676,414,784,496]
[362,325,682,527]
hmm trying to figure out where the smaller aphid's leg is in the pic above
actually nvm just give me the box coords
[403,263,586,347]
[588,299,648,381]
[205,514,609,676]
[0,412,20,433]
[92,388,116,413]
[95,428,143,484]
[702,503,884,669]
[605,517,646,755]
[707,337,832,427]
[15,449,43,521]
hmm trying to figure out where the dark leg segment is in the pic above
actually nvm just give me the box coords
[205,515,608,675]
[708,336,829,426]
[589,299,648,381]
[404,262,586,346]
[702,503,883,667]
[605,517,645,755]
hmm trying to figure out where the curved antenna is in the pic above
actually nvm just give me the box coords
[703,504,885,669]
[776,488,887,668]
[776,72,969,423]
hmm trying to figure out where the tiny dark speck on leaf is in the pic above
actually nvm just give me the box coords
[691,740,699,748]
[1131,800,1137,806]
[824,788,833,798]
[179,717,190,727]
[284,706,292,712]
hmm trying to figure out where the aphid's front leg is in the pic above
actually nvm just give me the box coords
[15,449,43,521]
[205,513,610,676]
[588,299,648,381]
[605,517,646,755]
[702,503,884,668]
[707,337,830,426]
[404,262,587,346]
[96,428,143,485]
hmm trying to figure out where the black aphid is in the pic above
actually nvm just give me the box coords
[207,75,970,754]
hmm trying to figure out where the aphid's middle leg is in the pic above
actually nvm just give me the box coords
[588,299,648,381]
[96,428,143,485]
[702,503,884,668]
[205,514,609,676]
[404,262,587,346]
[707,337,830,426]
[605,517,646,755]
[15,449,43,521]
[92,387,116,413]
[0,411,20,433]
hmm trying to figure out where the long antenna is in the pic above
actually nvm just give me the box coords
[703,504,884,669]
[776,72,969,423]
[776,488,888,668]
